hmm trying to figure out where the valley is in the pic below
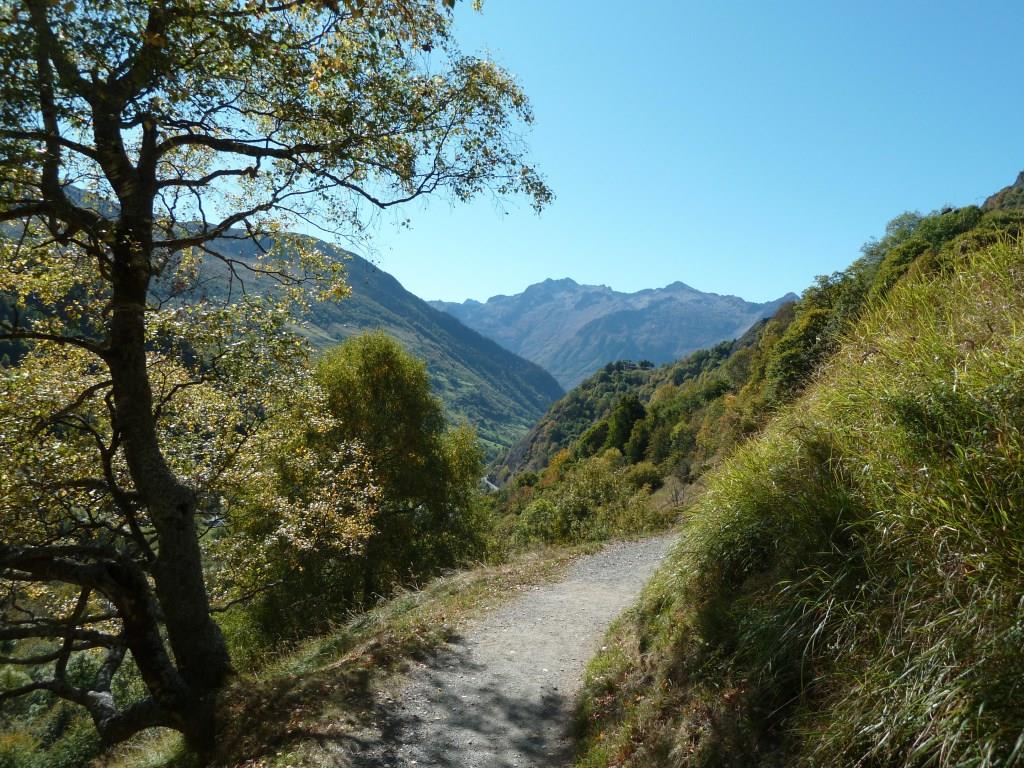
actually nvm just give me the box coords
[3,4,1023,768]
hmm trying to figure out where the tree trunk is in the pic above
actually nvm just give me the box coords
[106,259,231,751]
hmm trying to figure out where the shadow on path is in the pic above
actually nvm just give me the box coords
[349,639,573,767]
[337,536,677,768]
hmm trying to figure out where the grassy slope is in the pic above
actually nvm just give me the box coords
[573,236,1024,767]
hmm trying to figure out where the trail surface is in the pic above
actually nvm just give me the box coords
[347,535,675,767]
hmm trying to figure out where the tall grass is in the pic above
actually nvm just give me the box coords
[575,237,1024,767]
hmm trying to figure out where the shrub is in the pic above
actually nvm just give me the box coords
[513,499,562,546]
[624,461,662,491]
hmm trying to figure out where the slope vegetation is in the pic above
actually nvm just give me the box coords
[492,331,766,483]
[205,236,564,457]
[573,210,1024,765]
[496,205,1012,491]
[495,359,662,481]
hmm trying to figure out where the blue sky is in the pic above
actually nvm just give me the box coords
[362,0,1024,303]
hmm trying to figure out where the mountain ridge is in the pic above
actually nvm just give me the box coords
[430,278,796,388]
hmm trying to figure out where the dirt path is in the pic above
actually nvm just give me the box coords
[345,535,676,767]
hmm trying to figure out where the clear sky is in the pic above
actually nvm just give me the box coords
[360,0,1024,304]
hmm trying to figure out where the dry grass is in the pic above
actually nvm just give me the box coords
[96,543,597,768]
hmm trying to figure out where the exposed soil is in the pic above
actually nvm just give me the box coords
[344,534,675,767]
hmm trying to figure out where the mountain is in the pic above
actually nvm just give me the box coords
[430,279,796,388]
[983,169,1024,211]
[213,238,564,458]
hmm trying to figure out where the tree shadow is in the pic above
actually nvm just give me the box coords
[345,636,574,767]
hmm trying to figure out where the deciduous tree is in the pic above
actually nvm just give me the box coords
[314,332,484,603]
[0,0,548,751]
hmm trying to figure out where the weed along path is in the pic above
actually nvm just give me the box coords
[346,535,676,767]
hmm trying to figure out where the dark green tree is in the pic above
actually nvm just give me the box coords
[315,332,484,602]
[604,395,646,452]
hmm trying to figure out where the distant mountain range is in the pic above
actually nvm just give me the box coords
[204,237,565,458]
[430,279,797,388]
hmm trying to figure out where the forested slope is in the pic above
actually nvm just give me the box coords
[200,236,565,458]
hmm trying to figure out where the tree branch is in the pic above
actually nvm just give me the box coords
[0,328,103,354]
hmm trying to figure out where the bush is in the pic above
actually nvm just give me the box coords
[763,306,831,400]
[624,461,662,491]
[513,499,562,546]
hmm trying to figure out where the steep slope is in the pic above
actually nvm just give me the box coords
[494,360,661,482]
[567,183,1024,767]
[200,237,565,458]
[982,169,1024,210]
[576,228,1024,768]
[431,278,795,388]
[302,250,563,455]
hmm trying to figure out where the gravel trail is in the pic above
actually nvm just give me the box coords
[347,534,675,768]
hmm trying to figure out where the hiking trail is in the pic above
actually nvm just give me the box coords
[345,534,675,767]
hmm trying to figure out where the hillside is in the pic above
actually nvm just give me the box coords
[548,190,1024,766]
[491,331,765,483]
[302,248,564,456]
[431,278,795,388]
[204,237,565,457]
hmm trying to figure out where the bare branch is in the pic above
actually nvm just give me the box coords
[55,588,92,679]
[35,380,113,434]
[0,624,121,647]
[156,133,330,160]
[0,129,101,161]
[0,644,93,665]
[0,326,104,355]
[209,579,284,614]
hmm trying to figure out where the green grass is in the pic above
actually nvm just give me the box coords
[94,543,598,768]
[574,237,1024,767]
